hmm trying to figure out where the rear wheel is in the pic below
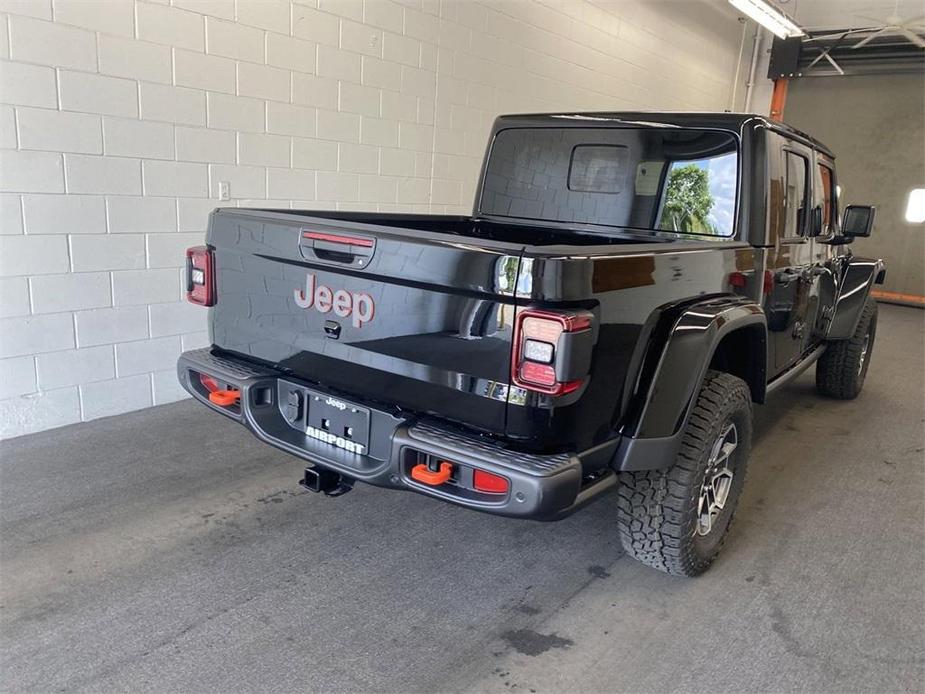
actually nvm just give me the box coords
[816,297,878,400]
[616,370,752,577]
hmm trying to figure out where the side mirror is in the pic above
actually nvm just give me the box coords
[842,205,876,238]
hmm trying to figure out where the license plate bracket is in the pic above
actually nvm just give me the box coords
[305,389,370,451]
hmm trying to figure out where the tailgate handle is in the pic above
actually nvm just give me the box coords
[300,230,375,267]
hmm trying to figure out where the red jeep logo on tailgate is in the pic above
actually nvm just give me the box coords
[294,273,375,328]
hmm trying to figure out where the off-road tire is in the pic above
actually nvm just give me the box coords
[616,370,752,577]
[816,297,877,400]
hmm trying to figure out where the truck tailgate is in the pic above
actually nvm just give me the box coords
[207,209,524,434]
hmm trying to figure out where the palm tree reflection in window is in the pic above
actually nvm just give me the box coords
[659,153,736,236]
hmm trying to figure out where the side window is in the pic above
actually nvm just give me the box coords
[817,163,836,234]
[784,151,808,238]
[656,152,737,236]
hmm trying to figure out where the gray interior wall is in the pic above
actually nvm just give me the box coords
[785,73,925,298]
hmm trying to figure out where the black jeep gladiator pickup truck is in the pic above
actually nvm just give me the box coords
[177,112,884,576]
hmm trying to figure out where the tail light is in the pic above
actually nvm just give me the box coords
[186,246,215,306]
[728,271,748,288]
[512,308,594,395]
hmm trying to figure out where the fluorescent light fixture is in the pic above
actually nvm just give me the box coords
[905,188,925,224]
[729,0,805,39]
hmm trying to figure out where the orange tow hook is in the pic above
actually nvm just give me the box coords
[209,389,240,407]
[410,460,453,486]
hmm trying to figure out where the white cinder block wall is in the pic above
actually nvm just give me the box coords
[0,0,748,439]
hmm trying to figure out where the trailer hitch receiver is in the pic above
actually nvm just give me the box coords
[299,466,354,497]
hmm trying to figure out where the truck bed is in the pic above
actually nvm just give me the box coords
[248,208,668,248]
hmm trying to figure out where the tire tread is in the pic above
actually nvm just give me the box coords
[617,370,752,577]
[816,298,877,399]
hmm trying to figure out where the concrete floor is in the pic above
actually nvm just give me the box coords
[1,304,923,694]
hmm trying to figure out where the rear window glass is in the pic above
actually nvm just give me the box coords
[479,127,738,237]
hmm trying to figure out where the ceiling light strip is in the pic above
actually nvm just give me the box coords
[729,0,805,39]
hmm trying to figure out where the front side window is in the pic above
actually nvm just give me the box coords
[480,127,738,237]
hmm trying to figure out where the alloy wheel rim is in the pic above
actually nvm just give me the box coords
[696,423,737,537]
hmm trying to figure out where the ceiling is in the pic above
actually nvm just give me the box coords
[774,0,925,31]
[767,0,925,76]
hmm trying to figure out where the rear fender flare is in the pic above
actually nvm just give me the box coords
[626,297,767,442]
[827,257,884,340]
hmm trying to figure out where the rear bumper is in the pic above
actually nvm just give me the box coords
[177,348,615,520]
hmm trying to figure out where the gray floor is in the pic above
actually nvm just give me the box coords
[2,304,923,694]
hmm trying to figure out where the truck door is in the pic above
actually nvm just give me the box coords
[764,135,819,374]
[810,153,841,341]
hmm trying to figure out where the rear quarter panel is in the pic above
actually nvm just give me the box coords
[509,242,758,451]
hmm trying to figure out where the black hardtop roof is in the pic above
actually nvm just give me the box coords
[493,111,834,158]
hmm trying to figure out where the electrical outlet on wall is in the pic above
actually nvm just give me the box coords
[218,181,231,201]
